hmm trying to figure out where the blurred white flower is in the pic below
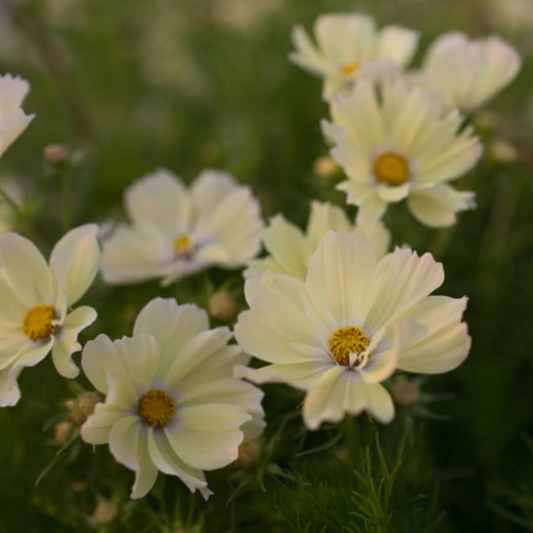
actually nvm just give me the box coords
[0,74,34,159]
[412,32,521,112]
[235,231,471,430]
[324,77,482,227]
[212,0,284,33]
[245,201,390,280]
[101,169,263,286]
[81,297,264,499]
[290,13,419,98]
[0,225,100,406]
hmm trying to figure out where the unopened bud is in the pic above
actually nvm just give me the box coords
[474,110,498,130]
[490,139,519,165]
[313,155,338,178]
[93,500,118,524]
[333,444,349,462]
[391,380,420,407]
[66,392,100,426]
[235,437,261,469]
[44,144,70,166]
[54,421,71,445]
[208,292,237,321]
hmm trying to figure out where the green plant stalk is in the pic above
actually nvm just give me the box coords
[61,169,71,232]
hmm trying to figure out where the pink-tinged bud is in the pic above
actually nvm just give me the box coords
[93,501,118,524]
[235,437,262,469]
[208,292,237,321]
[54,422,71,445]
[391,380,420,407]
[66,392,101,426]
[44,144,70,165]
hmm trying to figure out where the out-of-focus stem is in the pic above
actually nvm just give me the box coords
[61,169,71,232]
[1,0,97,145]
[0,186,21,217]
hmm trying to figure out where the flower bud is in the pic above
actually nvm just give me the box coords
[490,139,519,165]
[208,292,237,321]
[313,155,338,178]
[43,144,70,166]
[54,421,71,445]
[391,380,420,407]
[235,437,261,469]
[66,392,100,426]
[474,110,498,131]
[93,500,118,524]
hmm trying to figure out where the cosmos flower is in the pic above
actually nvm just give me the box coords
[412,32,521,112]
[0,73,34,158]
[245,201,390,280]
[81,297,264,499]
[290,12,419,98]
[0,225,100,406]
[100,169,263,286]
[235,231,470,430]
[324,77,483,227]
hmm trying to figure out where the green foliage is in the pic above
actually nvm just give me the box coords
[0,0,532,532]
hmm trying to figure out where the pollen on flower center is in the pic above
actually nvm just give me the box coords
[174,234,190,252]
[22,305,56,340]
[340,62,360,76]
[138,389,176,428]
[329,326,370,366]
[373,152,410,186]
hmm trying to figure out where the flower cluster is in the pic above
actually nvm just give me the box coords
[0,9,521,506]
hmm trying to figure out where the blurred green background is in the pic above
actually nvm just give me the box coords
[1,0,533,531]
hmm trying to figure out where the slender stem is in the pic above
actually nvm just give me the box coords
[0,186,21,216]
[61,169,71,232]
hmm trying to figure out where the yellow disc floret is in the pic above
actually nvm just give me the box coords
[340,62,360,76]
[22,305,56,340]
[174,234,190,253]
[329,326,370,366]
[138,389,176,428]
[373,152,410,186]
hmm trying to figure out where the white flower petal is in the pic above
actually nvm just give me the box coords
[306,231,377,328]
[377,183,410,203]
[164,327,233,388]
[397,296,470,374]
[260,214,310,280]
[408,185,476,228]
[109,415,142,470]
[0,233,54,307]
[50,224,100,306]
[81,403,125,445]
[125,169,191,237]
[0,109,34,158]
[306,201,352,250]
[82,334,135,397]
[237,359,333,390]
[131,432,159,499]
[290,25,329,75]
[378,26,419,67]
[147,429,211,497]
[356,193,387,223]
[113,335,160,395]
[0,364,22,407]
[166,403,249,470]
[365,247,444,333]
[133,297,209,377]
[100,225,172,285]
[52,306,97,379]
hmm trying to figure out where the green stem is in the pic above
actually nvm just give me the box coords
[61,169,71,232]
[0,186,21,216]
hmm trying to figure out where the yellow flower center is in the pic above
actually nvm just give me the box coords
[329,326,370,366]
[174,234,190,253]
[373,152,410,186]
[22,305,56,340]
[138,389,176,428]
[340,62,360,76]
